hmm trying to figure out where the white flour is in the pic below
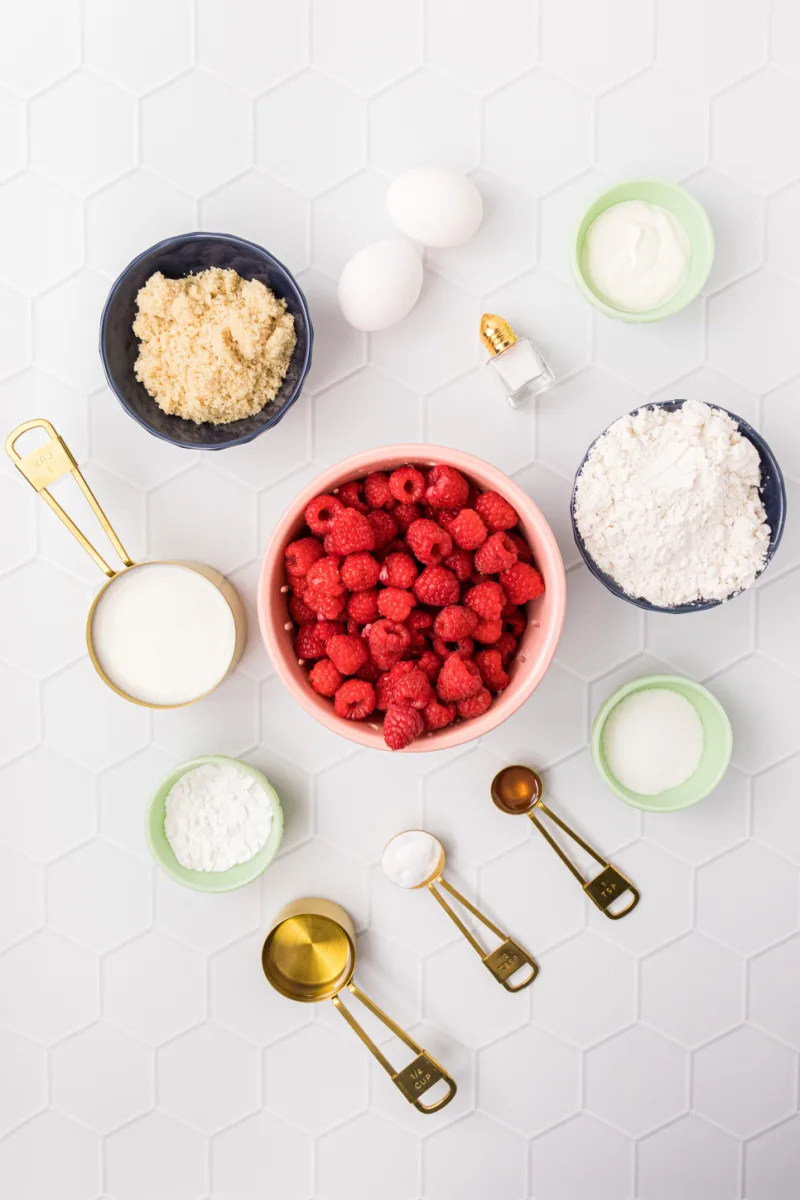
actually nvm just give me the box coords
[574,401,770,607]
[165,762,272,872]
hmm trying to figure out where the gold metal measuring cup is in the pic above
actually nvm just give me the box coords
[5,418,246,708]
[261,898,457,1114]
[491,766,640,919]
[383,831,538,991]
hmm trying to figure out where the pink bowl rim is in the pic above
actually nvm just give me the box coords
[257,444,567,752]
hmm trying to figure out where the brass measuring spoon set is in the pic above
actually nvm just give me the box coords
[261,769,640,1115]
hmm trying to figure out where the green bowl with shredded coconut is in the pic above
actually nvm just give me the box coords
[146,754,284,892]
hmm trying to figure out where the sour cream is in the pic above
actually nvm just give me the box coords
[582,200,691,313]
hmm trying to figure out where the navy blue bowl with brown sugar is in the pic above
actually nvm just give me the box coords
[570,399,786,613]
[99,232,313,451]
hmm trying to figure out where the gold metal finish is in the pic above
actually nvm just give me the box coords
[262,898,457,1114]
[5,419,246,709]
[491,766,640,920]
[389,832,538,991]
[480,313,518,356]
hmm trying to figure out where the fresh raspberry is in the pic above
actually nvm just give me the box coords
[464,580,505,620]
[435,508,461,535]
[338,480,369,513]
[364,471,393,510]
[424,464,469,509]
[414,566,460,607]
[288,573,309,597]
[389,465,426,504]
[389,664,432,710]
[341,552,380,591]
[380,537,408,558]
[288,594,316,625]
[367,619,411,668]
[408,609,433,635]
[475,490,519,531]
[500,562,545,605]
[437,653,483,702]
[355,658,383,684]
[422,696,456,731]
[306,556,345,597]
[475,648,510,692]
[457,688,492,719]
[326,634,369,676]
[284,536,324,578]
[384,703,424,751]
[503,608,527,638]
[474,532,519,575]
[295,620,343,660]
[367,509,398,552]
[494,632,518,664]
[378,587,416,622]
[305,494,345,535]
[442,546,474,582]
[433,605,478,641]
[392,502,423,533]
[449,508,488,551]
[433,635,474,661]
[347,589,380,624]
[473,618,503,644]
[325,508,375,555]
[406,518,453,566]
[309,658,343,697]
[304,589,347,620]
[416,649,443,682]
[334,679,376,720]
[376,671,394,710]
[379,552,418,589]
[508,532,533,563]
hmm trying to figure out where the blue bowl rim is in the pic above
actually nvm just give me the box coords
[98,230,314,451]
[570,399,787,613]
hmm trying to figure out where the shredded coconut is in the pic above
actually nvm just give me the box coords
[574,401,770,607]
[164,762,272,872]
[133,267,296,425]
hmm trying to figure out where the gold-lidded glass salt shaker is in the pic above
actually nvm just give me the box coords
[480,313,554,408]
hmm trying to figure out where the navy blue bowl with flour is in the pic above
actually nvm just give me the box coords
[99,232,313,450]
[570,399,786,614]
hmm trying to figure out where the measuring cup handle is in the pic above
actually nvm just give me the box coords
[529,804,640,920]
[5,418,133,577]
[332,983,457,1114]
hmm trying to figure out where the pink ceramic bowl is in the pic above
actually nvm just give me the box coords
[258,445,567,752]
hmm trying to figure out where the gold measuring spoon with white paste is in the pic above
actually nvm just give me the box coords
[491,766,640,919]
[383,830,538,991]
[6,419,245,708]
[261,897,457,1114]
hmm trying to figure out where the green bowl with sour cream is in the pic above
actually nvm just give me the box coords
[571,180,714,323]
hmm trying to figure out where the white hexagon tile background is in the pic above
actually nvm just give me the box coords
[1,2,799,1198]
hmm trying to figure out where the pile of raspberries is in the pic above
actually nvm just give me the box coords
[283,463,545,751]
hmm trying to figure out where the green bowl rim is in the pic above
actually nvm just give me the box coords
[591,674,733,811]
[570,179,715,323]
[145,753,284,892]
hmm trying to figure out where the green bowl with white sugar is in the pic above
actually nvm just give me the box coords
[146,754,284,892]
[591,675,732,812]
[571,180,714,323]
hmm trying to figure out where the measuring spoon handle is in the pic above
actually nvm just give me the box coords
[528,802,640,920]
[428,876,538,991]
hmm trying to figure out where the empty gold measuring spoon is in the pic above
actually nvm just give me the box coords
[6,419,246,708]
[382,831,538,991]
[491,766,640,919]
[262,897,457,1114]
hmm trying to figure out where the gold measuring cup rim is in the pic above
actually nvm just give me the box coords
[261,898,356,1002]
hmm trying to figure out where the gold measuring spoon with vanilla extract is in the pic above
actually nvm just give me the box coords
[491,766,640,919]
[6,419,245,708]
[382,830,538,990]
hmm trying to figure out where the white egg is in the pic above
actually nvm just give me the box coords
[337,238,423,332]
[387,166,483,248]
